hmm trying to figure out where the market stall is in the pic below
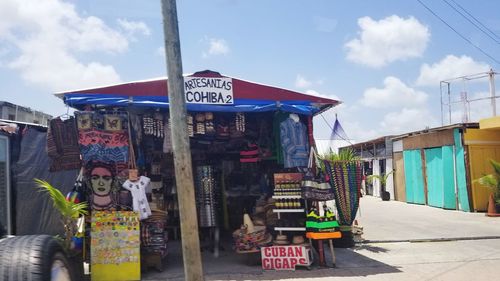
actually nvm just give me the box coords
[52,70,347,276]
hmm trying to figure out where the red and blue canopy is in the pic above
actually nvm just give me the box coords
[56,70,340,115]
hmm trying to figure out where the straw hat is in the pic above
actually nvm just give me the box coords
[253,217,266,226]
[243,213,255,233]
[255,206,266,214]
[292,235,305,245]
[274,234,290,245]
[258,233,273,246]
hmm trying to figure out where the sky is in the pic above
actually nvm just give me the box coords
[1,0,500,144]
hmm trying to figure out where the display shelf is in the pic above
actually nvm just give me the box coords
[272,195,301,199]
[273,209,305,213]
[274,227,306,231]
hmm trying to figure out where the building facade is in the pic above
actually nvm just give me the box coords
[0,101,52,126]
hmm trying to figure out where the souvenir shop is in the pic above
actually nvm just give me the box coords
[52,70,362,277]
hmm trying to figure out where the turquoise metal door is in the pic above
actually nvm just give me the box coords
[424,146,456,209]
[425,147,443,207]
[403,150,425,204]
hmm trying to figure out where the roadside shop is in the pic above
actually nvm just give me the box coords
[50,70,362,278]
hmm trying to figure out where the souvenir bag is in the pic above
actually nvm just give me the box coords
[301,148,335,201]
[66,168,86,204]
[305,204,339,232]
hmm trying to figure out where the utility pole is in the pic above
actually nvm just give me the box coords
[161,1,204,280]
[489,68,496,116]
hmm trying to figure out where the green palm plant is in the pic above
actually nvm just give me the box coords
[34,178,88,251]
[474,159,500,207]
[321,148,360,162]
[366,171,394,187]
[366,171,393,201]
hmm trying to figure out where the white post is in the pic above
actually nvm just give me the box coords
[489,69,496,116]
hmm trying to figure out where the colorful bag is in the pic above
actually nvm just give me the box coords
[301,148,334,201]
[305,206,339,232]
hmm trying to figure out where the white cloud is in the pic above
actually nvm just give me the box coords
[117,18,151,40]
[313,16,337,32]
[9,46,120,91]
[380,107,438,134]
[202,38,230,58]
[295,74,312,88]
[361,76,428,108]
[345,15,430,68]
[416,55,490,86]
[0,0,126,91]
[156,46,165,58]
[305,89,340,101]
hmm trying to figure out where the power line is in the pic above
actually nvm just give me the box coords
[442,0,500,45]
[417,0,500,65]
[449,0,500,42]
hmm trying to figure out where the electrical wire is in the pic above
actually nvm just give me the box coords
[449,0,500,42]
[417,0,500,65]
[442,0,500,45]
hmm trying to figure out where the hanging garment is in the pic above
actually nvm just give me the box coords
[46,117,81,171]
[280,117,309,168]
[123,176,152,220]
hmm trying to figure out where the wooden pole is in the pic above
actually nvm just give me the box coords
[161,1,204,280]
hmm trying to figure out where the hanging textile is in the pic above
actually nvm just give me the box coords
[46,117,81,171]
[195,165,219,227]
[323,160,362,226]
[76,111,129,176]
[123,176,152,220]
[279,115,309,168]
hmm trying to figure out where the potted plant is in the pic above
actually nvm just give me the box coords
[474,159,500,214]
[34,178,88,279]
[366,171,393,201]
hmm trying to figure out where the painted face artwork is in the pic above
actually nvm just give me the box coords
[90,167,113,196]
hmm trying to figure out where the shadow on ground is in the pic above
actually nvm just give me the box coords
[353,243,390,253]
[142,240,400,280]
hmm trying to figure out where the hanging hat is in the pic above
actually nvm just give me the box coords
[243,213,255,233]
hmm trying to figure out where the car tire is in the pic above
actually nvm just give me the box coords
[0,235,73,281]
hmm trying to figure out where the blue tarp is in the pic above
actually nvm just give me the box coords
[63,94,327,115]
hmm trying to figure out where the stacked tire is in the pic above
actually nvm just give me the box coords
[0,235,73,281]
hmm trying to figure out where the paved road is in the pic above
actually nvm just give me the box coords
[142,196,500,280]
[356,196,500,242]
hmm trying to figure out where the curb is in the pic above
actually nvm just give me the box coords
[359,236,500,244]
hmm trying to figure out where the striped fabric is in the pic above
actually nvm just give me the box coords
[46,117,81,171]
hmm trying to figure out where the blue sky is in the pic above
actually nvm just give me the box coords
[1,0,499,143]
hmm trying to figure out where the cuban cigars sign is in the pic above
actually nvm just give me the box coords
[261,245,311,270]
[184,76,234,105]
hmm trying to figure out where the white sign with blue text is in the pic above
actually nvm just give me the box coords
[184,76,234,105]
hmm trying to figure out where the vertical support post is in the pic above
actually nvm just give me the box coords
[161,1,204,280]
[489,69,496,116]
[447,82,452,124]
[440,81,445,126]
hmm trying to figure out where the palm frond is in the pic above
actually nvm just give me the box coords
[34,178,88,218]
[366,174,381,184]
[474,174,498,189]
[490,159,500,176]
